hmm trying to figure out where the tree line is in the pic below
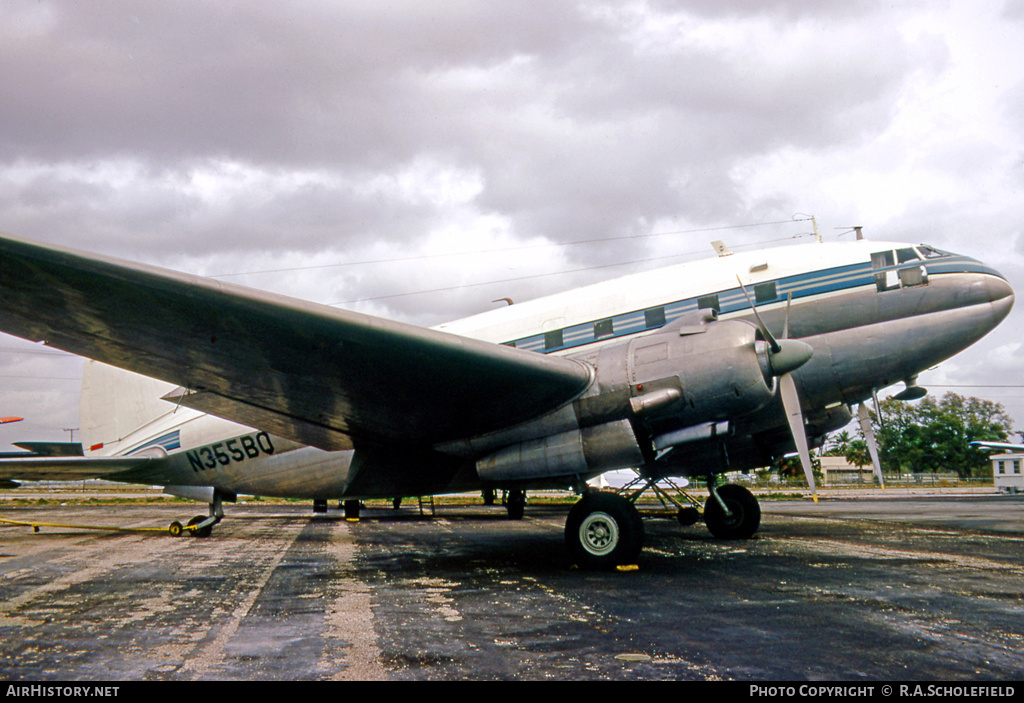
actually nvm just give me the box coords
[821,392,1014,479]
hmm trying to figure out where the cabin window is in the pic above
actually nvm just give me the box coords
[644,307,666,329]
[544,329,563,351]
[697,294,720,312]
[754,282,777,304]
[594,318,614,339]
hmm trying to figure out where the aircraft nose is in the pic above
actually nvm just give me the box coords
[987,275,1015,324]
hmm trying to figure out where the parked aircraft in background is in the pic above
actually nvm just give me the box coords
[970,441,1024,452]
[0,231,1013,567]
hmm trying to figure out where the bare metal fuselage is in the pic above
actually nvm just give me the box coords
[86,241,1013,500]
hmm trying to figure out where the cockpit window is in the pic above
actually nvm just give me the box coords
[870,251,894,268]
[917,245,950,259]
[896,247,920,263]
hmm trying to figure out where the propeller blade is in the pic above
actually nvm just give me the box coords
[782,291,793,340]
[736,278,813,376]
[738,276,816,502]
[779,373,817,503]
[735,275,781,353]
[857,403,885,489]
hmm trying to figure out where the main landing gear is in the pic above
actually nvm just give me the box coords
[564,476,762,568]
[565,491,644,570]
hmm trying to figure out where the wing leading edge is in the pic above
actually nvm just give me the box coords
[0,233,593,451]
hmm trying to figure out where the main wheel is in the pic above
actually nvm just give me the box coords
[344,499,361,520]
[703,484,760,539]
[565,492,644,569]
[506,489,526,520]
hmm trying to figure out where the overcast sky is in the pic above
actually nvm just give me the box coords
[2,0,1023,449]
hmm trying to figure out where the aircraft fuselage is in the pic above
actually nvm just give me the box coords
[84,239,1014,500]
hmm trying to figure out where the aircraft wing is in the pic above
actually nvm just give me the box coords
[0,233,593,451]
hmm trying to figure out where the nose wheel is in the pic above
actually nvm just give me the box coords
[703,483,760,539]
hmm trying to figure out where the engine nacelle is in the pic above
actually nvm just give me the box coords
[574,311,777,432]
[476,419,643,484]
[473,311,781,485]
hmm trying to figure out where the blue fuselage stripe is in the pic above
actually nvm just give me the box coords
[506,256,999,354]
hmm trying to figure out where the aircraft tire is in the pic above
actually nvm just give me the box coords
[506,489,526,520]
[703,484,760,539]
[565,492,644,569]
[344,499,361,520]
[187,515,213,538]
[677,506,700,526]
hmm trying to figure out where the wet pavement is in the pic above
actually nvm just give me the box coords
[1,493,1022,681]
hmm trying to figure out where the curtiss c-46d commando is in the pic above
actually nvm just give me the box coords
[0,232,1013,567]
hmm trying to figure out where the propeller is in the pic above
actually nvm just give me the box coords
[736,279,817,502]
[857,402,885,488]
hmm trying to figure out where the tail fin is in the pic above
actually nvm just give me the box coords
[79,360,179,456]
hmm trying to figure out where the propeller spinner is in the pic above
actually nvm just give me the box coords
[736,279,818,502]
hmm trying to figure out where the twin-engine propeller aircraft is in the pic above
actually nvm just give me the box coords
[0,231,1013,567]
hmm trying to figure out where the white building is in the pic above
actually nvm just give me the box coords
[990,453,1024,493]
[819,455,876,484]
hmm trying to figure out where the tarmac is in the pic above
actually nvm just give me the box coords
[1,488,1022,681]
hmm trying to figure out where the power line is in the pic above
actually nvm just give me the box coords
[327,233,818,306]
[211,217,814,279]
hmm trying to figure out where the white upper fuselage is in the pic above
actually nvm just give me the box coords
[434,239,961,348]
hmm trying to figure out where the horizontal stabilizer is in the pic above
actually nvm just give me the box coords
[12,442,84,457]
[0,456,153,482]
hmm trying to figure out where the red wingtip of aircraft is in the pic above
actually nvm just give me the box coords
[0,417,24,424]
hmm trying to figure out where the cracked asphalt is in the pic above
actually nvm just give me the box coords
[1,493,1022,681]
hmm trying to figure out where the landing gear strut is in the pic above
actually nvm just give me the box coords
[703,481,760,539]
[564,492,644,569]
[170,491,225,537]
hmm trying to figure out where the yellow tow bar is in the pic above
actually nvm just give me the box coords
[0,516,202,536]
